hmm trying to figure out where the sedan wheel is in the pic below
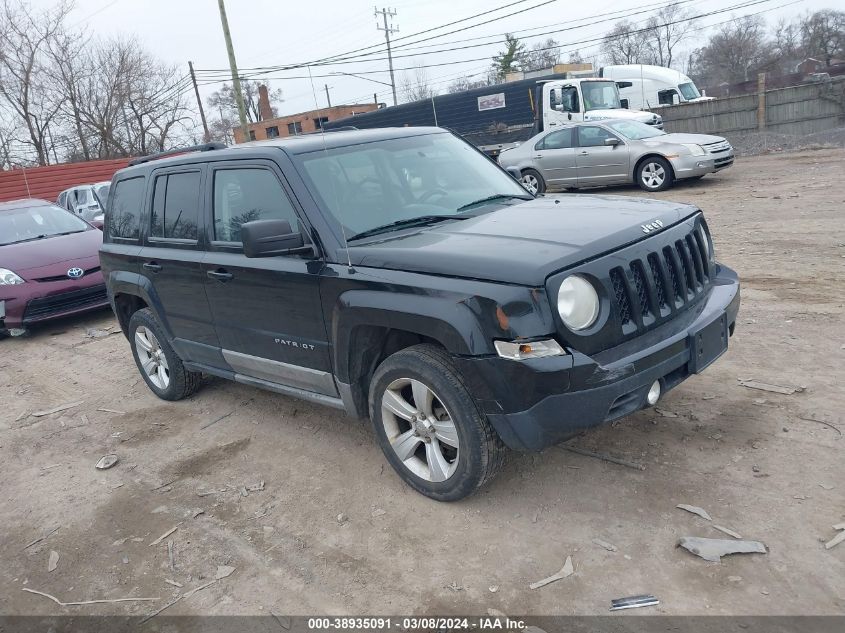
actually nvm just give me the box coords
[134,326,170,389]
[637,157,674,192]
[521,174,539,194]
[381,377,459,483]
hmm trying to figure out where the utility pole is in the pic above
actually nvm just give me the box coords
[374,7,398,106]
[216,0,250,142]
[189,61,211,142]
[324,84,332,108]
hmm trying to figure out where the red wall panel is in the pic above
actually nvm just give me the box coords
[0,158,130,204]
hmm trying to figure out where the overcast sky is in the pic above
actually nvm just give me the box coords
[31,0,835,118]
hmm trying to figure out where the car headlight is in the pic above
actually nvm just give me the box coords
[0,268,25,285]
[557,274,600,331]
[682,143,706,156]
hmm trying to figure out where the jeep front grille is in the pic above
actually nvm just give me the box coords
[609,227,710,337]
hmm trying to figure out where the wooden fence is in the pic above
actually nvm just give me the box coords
[655,75,845,137]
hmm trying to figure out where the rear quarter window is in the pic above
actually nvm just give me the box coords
[108,176,145,240]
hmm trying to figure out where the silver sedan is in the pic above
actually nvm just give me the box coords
[498,119,734,194]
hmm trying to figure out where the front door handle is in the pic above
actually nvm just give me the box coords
[579,151,589,155]
[207,269,234,282]
[142,262,162,273]
[534,155,543,159]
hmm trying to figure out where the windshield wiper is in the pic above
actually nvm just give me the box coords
[348,215,465,241]
[456,193,532,212]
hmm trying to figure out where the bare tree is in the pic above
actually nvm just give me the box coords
[446,74,495,94]
[800,9,845,66]
[601,20,651,65]
[0,0,72,165]
[643,4,697,68]
[48,25,93,160]
[208,79,282,124]
[522,38,561,72]
[688,16,770,87]
[400,65,437,103]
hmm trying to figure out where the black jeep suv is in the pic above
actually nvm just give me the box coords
[100,127,739,501]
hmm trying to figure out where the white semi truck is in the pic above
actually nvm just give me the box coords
[600,65,713,110]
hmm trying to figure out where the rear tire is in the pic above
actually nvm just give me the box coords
[369,344,506,501]
[520,169,546,195]
[128,308,202,401]
[637,156,674,192]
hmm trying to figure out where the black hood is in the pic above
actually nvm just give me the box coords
[349,195,700,286]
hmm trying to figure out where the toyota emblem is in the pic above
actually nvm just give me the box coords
[67,267,84,279]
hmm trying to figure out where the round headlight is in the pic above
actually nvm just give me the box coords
[557,275,600,331]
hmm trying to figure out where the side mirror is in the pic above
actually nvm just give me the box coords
[604,137,620,147]
[620,98,629,109]
[241,219,308,257]
[672,93,680,105]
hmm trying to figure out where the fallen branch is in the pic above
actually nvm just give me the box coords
[32,401,84,417]
[200,410,235,430]
[23,526,60,550]
[559,445,646,471]
[22,588,157,606]
[149,525,179,547]
[797,415,842,436]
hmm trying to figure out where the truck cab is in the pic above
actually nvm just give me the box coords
[600,65,714,111]
[542,78,663,131]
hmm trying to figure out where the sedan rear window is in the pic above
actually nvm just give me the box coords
[0,203,89,246]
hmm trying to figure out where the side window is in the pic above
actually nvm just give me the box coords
[58,192,67,207]
[577,126,618,148]
[150,172,201,241]
[213,168,300,243]
[561,87,579,113]
[541,129,573,150]
[658,89,678,105]
[108,176,145,240]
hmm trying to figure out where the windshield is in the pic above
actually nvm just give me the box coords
[678,82,701,100]
[607,120,666,140]
[294,133,530,238]
[581,81,622,111]
[0,203,89,246]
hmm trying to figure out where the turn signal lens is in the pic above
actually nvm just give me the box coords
[494,339,566,361]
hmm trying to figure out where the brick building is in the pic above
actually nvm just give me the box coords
[233,84,380,143]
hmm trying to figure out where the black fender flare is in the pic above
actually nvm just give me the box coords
[107,271,172,340]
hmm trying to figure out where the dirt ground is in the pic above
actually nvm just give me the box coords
[1,148,843,620]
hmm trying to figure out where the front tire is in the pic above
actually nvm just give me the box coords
[637,157,674,191]
[520,169,546,195]
[369,344,506,501]
[128,308,202,401]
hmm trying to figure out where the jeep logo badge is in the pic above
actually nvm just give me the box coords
[67,267,84,279]
[641,219,665,234]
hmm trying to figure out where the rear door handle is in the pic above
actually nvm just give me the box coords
[207,269,234,282]
[142,262,162,273]
[579,151,589,155]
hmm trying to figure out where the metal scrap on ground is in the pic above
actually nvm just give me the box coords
[678,537,767,562]
[739,380,803,395]
[824,524,845,550]
[559,445,646,471]
[529,556,574,589]
[676,504,713,521]
[610,594,659,611]
[95,454,119,470]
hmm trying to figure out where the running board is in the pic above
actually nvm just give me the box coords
[234,373,345,410]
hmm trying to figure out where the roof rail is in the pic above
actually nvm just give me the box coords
[309,126,358,134]
[128,142,226,167]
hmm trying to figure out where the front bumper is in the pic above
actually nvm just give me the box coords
[671,151,735,179]
[456,265,740,451]
[0,275,109,329]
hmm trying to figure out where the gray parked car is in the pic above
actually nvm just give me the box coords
[498,120,734,194]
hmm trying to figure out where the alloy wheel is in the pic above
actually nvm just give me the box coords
[134,326,170,389]
[381,378,459,482]
[642,162,666,189]
[520,173,539,194]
